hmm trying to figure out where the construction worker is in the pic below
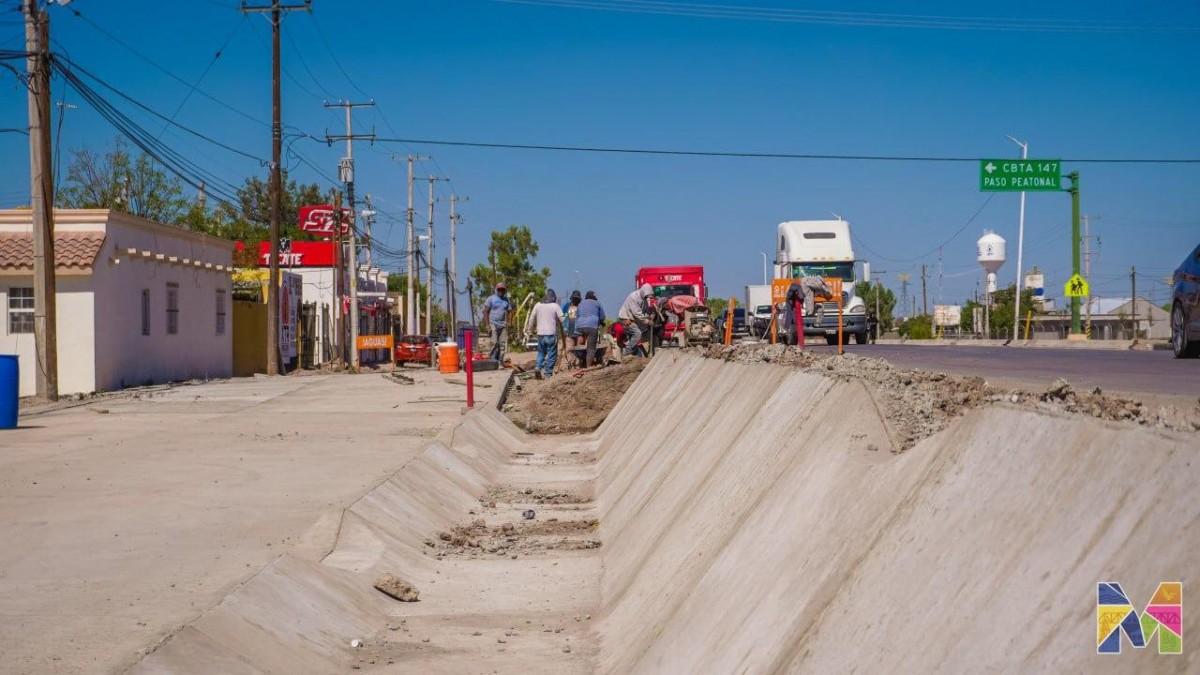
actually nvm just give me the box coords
[525,289,564,379]
[618,283,654,356]
[576,291,607,368]
[482,283,513,362]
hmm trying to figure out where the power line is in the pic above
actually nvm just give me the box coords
[64,7,270,129]
[371,136,1200,164]
[489,0,1200,34]
[157,16,248,139]
[852,194,996,264]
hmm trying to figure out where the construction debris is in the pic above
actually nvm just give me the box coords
[373,573,420,602]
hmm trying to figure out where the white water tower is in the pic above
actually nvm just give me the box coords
[977,230,1006,294]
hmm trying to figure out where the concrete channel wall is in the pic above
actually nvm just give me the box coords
[133,352,1197,673]
[594,352,1198,674]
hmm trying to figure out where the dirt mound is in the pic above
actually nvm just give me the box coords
[504,359,649,434]
[702,343,1200,451]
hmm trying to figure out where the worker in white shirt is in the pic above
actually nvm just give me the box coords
[524,289,565,379]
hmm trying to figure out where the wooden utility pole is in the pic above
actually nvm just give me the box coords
[324,100,374,367]
[24,0,57,400]
[242,0,311,375]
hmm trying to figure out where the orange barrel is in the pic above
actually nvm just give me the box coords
[438,342,461,374]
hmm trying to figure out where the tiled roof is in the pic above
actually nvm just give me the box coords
[0,231,106,271]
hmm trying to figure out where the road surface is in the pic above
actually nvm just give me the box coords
[804,343,1200,398]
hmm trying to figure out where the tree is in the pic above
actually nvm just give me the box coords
[960,284,1035,339]
[706,297,729,318]
[854,281,897,332]
[59,138,189,224]
[219,172,325,237]
[468,225,551,312]
[898,314,933,339]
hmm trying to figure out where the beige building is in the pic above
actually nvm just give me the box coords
[1,209,234,397]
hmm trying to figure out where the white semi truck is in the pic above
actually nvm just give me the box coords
[775,219,869,345]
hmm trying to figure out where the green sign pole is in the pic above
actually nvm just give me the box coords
[1066,171,1081,335]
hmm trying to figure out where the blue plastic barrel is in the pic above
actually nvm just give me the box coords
[0,355,17,429]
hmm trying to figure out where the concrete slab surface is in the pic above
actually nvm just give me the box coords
[0,369,504,675]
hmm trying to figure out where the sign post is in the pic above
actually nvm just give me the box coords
[463,328,475,409]
[979,160,1062,192]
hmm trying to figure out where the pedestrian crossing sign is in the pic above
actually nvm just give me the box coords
[1064,274,1089,298]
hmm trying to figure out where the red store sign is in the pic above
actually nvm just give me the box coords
[257,240,336,267]
[298,205,352,235]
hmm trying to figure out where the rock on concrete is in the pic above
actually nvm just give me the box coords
[373,573,419,602]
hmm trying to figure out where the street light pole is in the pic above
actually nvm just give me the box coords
[760,251,768,285]
[1007,135,1028,342]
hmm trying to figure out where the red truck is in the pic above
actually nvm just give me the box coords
[635,265,706,342]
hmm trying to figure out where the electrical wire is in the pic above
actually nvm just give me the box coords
[488,0,1200,34]
[371,136,1200,164]
[157,16,248,139]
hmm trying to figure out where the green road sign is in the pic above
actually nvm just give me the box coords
[980,159,1062,192]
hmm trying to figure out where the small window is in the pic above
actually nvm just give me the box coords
[141,289,150,336]
[7,287,34,334]
[802,232,837,239]
[216,289,227,335]
[166,283,179,335]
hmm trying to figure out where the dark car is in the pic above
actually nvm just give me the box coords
[1171,243,1200,358]
[714,307,750,339]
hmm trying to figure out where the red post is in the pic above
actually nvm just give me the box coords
[464,328,475,408]
[794,298,805,349]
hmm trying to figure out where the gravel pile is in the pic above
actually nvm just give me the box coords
[701,344,1200,451]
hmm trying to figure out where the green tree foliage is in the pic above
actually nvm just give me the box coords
[854,281,898,332]
[959,284,1036,338]
[706,297,729,318]
[58,138,189,224]
[898,314,933,339]
[468,225,551,311]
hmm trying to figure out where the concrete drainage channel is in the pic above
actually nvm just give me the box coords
[132,352,1197,674]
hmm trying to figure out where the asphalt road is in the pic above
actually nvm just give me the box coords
[803,344,1200,398]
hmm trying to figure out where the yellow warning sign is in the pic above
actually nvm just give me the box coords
[1064,274,1089,298]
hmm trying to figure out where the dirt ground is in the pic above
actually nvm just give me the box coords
[703,343,1200,451]
[503,359,649,434]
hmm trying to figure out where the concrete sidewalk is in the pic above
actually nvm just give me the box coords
[0,368,504,675]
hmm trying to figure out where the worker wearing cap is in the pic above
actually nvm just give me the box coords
[482,283,514,362]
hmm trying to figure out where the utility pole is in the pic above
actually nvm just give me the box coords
[403,155,421,334]
[324,99,374,367]
[920,264,928,316]
[425,175,447,335]
[871,270,888,329]
[1066,171,1082,335]
[1130,267,1138,343]
[24,0,57,400]
[1007,135,1029,345]
[360,194,376,268]
[242,0,312,375]
[449,194,467,324]
[1082,214,1100,338]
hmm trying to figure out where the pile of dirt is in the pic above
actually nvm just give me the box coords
[484,486,591,505]
[426,517,602,559]
[503,359,649,434]
[702,343,1200,451]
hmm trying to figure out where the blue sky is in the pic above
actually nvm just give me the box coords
[1,0,1197,315]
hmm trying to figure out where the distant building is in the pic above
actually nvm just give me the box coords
[1,209,234,397]
[1031,296,1169,340]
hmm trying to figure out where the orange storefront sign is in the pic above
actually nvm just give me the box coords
[356,334,394,351]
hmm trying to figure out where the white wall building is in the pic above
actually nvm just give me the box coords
[1,209,234,397]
